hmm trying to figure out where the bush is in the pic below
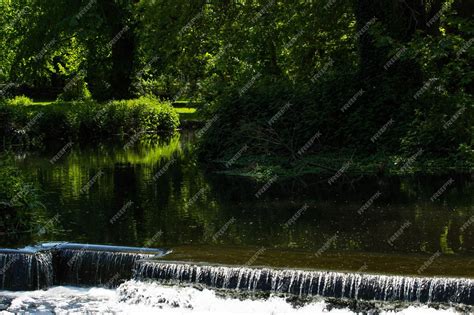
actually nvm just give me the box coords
[6,95,33,106]
[57,75,92,101]
[0,98,180,147]
[112,97,180,135]
[198,75,363,161]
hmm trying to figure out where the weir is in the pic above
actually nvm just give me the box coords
[55,249,155,286]
[2,244,474,307]
[133,261,474,305]
[0,250,53,290]
[0,243,167,290]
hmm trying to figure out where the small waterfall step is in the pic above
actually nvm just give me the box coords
[43,242,169,286]
[133,260,474,306]
[0,249,53,291]
[0,243,169,290]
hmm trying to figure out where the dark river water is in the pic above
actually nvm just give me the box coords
[5,132,474,277]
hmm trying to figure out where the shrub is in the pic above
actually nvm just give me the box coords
[0,98,180,147]
[6,95,33,106]
[57,74,92,101]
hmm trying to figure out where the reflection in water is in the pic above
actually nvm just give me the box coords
[5,131,474,275]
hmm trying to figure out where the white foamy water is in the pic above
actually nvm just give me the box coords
[0,280,462,314]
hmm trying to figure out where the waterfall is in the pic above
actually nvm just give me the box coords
[133,261,474,305]
[55,249,155,287]
[0,243,167,290]
[0,251,53,290]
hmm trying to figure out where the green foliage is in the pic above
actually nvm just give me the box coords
[109,97,180,135]
[57,74,92,101]
[1,0,473,170]
[196,0,473,167]
[0,98,180,147]
[395,15,474,159]
[6,95,33,106]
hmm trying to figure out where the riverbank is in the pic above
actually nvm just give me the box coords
[211,151,474,181]
[0,97,180,149]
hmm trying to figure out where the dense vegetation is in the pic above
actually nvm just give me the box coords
[0,97,179,148]
[1,0,473,174]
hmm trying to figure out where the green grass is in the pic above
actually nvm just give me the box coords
[175,107,200,121]
[31,101,54,106]
[28,100,201,122]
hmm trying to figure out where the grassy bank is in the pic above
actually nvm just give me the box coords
[0,96,180,148]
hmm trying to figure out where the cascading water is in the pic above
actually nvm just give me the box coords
[133,261,474,305]
[1,242,473,313]
[0,251,53,290]
[55,249,155,287]
[0,243,167,290]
